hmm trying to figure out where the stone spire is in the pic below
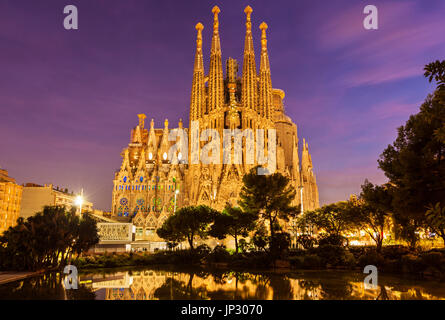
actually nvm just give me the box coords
[207,6,224,115]
[241,5,257,112]
[190,23,205,121]
[138,114,146,129]
[301,138,311,175]
[159,119,170,162]
[259,22,273,119]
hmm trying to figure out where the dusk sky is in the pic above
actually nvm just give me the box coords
[1,0,444,211]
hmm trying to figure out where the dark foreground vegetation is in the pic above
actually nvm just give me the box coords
[74,243,445,281]
[0,206,99,271]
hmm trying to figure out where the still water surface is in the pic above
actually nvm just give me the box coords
[1,267,444,300]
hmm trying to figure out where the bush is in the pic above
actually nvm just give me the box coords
[357,250,385,268]
[296,234,317,249]
[318,234,346,247]
[230,251,273,268]
[400,254,425,274]
[314,244,347,266]
[208,245,231,263]
[270,232,291,257]
[303,254,322,269]
[238,239,253,253]
[381,245,412,260]
[195,244,211,256]
[420,251,444,270]
[343,251,357,267]
[288,256,304,269]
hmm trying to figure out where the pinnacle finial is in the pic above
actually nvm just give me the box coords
[212,5,220,15]
[260,22,268,50]
[244,6,253,31]
[195,22,204,31]
[164,119,169,128]
[260,22,268,32]
[212,6,220,34]
[137,114,146,128]
[195,22,204,49]
[244,5,253,17]
[212,5,220,21]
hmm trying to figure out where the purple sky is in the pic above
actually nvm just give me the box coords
[1,0,444,211]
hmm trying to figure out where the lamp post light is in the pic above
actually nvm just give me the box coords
[75,189,84,216]
[299,186,304,215]
[174,189,179,212]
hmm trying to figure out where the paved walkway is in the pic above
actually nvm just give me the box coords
[0,271,39,285]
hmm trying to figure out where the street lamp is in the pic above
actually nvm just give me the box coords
[174,189,179,212]
[299,186,304,215]
[75,189,84,216]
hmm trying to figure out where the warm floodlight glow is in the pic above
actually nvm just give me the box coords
[75,195,83,206]
[178,152,182,160]
[163,152,168,160]
[175,189,179,194]
[148,152,153,160]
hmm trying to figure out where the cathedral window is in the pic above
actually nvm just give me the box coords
[123,176,127,183]
[140,177,143,183]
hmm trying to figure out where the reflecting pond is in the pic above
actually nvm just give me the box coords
[1,267,445,300]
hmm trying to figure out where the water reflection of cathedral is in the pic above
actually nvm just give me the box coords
[81,270,445,300]
[110,6,319,244]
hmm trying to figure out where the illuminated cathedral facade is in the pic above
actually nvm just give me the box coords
[111,6,319,242]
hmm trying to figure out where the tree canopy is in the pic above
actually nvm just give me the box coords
[0,206,99,271]
[298,202,352,237]
[157,205,218,250]
[345,180,392,251]
[239,167,297,241]
[209,204,257,253]
[378,60,445,247]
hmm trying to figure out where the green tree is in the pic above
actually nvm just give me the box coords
[425,203,445,246]
[378,61,445,248]
[239,167,297,252]
[209,204,257,253]
[297,202,352,241]
[252,224,268,251]
[72,213,100,257]
[157,205,218,250]
[345,180,392,252]
[0,206,99,271]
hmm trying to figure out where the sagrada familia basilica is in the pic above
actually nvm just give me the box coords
[111,6,319,242]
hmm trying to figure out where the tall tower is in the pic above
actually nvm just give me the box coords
[241,6,257,116]
[190,23,205,122]
[207,6,224,115]
[259,22,273,120]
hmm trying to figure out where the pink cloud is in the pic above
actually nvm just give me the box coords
[318,1,445,87]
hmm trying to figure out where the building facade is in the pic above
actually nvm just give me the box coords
[0,169,23,234]
[20,183,93,219]
[112,6,319,242]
